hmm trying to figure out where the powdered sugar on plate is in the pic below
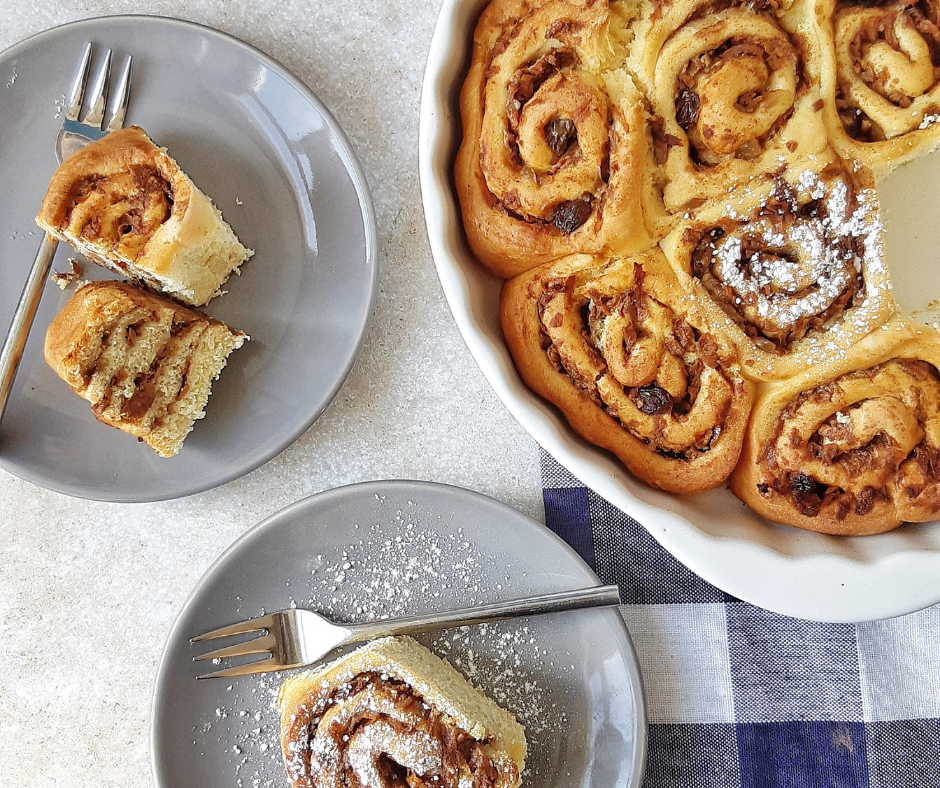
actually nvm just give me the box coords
[191,494,578,786]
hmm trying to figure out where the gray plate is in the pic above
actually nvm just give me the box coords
[0,17,377,501]
[152,480,647,788]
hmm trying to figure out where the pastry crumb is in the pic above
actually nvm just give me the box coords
[51,258,84,290]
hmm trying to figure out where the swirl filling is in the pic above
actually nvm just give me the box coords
[672,25,799,165]
[285,673,517,788]
[632,0,833,213]
[64,166,174,264]
[537,262,747,465]
[481,5,613,235]
[685,171,874,352]
[834,0,940,141]
[756,359,940,529]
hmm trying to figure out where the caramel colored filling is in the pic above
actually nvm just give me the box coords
[289,673,517,788]
[64,165,173,260]
[758,360,940,523]
[538,265,742,459]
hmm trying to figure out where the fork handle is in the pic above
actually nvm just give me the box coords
[345,584,621,643]
[0,234,57,424]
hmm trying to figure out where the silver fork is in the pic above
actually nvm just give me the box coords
[191,584,621,679]
[0,43,132,425]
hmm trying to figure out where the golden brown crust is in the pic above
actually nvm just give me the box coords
[731,321,940,535]
[454,0,659,278]
[502,251,755,492]
[36,126,251,306]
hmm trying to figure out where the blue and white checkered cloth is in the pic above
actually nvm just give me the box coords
[540,451,940,787]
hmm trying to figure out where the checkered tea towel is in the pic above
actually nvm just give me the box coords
[540,452,940,788]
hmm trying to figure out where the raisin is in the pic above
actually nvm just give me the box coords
[675,89,700,130]
[553,198,593,234]
[635,384,673,415]
[791,472,818,494]
[691,244,712,278]
[544,117,577,158]
[800,200,821,220]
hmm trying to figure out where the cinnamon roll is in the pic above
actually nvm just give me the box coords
[659,163,894,380]
[36,126,251,306]
[629,0,834,213]
[501,250,755,492]
[814,0,940,174]
[731,321,940,535]
[44,280,246,458]
[278,636,526,788]
[455,0,660,278]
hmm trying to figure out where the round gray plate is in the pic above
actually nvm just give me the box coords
[152,480,647,788]
[0,17,376,501]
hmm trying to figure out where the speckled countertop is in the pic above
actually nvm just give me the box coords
[0,3,543,785]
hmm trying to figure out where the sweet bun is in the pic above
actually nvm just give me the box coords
[731,321,940,535]
[277,636,526,788]
[36,126,251,306]
[44,280,246,457]
[501,250,755,493]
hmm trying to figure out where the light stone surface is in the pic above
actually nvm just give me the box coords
[0,3,543,786]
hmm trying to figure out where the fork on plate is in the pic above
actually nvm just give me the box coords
[0,43,133,425]
[191,584,622,679]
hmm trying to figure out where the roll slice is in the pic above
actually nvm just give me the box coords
[277,636,526,788]
[36,126,251,306]
[44,280,246,457]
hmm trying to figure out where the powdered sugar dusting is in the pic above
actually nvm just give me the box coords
[192,495,579,787]
[192,673,282,788]
[919,113,940,131]
[706,167,889,368]
[305,505,489,619]
[431,622,563,737]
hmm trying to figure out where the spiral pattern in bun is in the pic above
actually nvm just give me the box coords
[660,163,893,380]
[731,323,940,534]
[815,0,940,173]
[630,0,834,212]
[455,0,657,277]
[36,126,251,306]
[501,250,755,492]
[278,637,525,788]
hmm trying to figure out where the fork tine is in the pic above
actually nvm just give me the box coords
[82,49,111,128]
[190,613,277,643]
[106,55,132,132]
[192,631,277,663]
[65,43,93,122]
[196,655,285,681]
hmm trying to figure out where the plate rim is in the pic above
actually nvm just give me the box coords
[149,478,649,788]
[0,14,378,503]
[417,0,940,623]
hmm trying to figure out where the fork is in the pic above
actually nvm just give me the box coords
[0,43,132,425]
[191,584,621,679]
